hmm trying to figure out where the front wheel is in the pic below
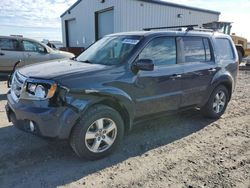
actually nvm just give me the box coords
[202,85,229,119]
[70,105,124,160]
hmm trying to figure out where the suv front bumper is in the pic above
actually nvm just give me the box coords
[6,92,79,139]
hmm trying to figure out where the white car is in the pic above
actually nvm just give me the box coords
[0,36,74,73]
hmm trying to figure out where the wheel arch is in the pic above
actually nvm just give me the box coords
[93,98,133,133]
[211,74,233,101]
[74,96,134,135]
[220,80,232,101]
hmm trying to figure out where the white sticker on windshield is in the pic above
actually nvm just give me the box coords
[122,39,140,45]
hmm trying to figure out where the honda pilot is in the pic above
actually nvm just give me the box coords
[5,30,238,160]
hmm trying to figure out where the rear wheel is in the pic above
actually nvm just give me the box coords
[70,105,124,160]
[202,85,229,119]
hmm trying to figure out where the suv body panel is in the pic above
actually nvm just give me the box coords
[6,31,238,139]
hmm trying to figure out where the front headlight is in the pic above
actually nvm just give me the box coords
[35,85,46,98]
[26,82,57,99]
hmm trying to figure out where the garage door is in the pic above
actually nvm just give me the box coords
[96,9,114,40]
[66,19,77,47]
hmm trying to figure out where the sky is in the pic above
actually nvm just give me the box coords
[0,0,250,42]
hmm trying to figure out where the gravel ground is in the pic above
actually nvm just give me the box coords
[0,72,249,188]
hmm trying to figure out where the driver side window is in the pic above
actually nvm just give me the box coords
[139,37,176,66]
[23,40,46,53]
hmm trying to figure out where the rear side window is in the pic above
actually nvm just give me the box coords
[138,37,176,66]
[0,38,19,51]
[215,38,234,60]
[181,37,212,63]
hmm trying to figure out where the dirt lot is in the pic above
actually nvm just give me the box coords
[0,72,249,188]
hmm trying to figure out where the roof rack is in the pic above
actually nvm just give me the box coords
[186,27,214,32]
[143,24,198,31]
[143,24,214,32]
[10,35,23,37]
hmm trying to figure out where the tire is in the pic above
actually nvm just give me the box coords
[237,50,243,64]
[202,85,229,119]
[70,105,124,160]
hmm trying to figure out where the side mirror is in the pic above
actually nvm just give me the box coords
[134,59,154,71]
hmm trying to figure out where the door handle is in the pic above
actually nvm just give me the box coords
[0,52,5,56]
[170,74,182,79]
[208,68,216,72]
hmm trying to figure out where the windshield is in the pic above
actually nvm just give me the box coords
[77,36,142,65]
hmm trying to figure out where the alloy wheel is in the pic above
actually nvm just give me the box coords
[212,90,226,114]
[85,118,117,153]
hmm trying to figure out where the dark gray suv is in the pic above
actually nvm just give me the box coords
[6,30,238,160]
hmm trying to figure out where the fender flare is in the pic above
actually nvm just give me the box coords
[62,87,135,135]
[200,72,233,107]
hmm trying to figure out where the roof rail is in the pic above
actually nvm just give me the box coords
[186,27,214,32]
[10,35,23,37]
[143,25,198,31]
[143,25,214,33]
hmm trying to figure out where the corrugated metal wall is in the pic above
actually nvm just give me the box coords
[120,0,219,31]
[61,0,123,48]
[61,0,219,48]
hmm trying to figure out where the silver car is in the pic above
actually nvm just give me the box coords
[0,36,74,73]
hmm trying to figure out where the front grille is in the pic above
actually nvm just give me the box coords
[11,71,27,101]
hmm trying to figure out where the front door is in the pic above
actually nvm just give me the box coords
[21,40,50,65]
[131,37,183,117]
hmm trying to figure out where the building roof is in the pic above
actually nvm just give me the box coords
[60,0,220,18]
[61,0,82,18]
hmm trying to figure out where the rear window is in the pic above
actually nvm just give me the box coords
[215,38,234,60]
[181,37,212,63]
[0,38,19,51]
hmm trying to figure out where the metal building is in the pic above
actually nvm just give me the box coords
[61,0,220,48]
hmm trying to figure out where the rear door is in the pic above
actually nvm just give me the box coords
[131,36,183,117]
[21,39,50,65]
[0,38,24,72]
[177,36,217,107]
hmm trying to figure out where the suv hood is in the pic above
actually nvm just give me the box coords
[18,59,108,80]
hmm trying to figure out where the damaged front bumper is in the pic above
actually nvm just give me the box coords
[6,91,82,139]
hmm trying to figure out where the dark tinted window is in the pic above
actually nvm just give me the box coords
[215,38,234,60]
[139,37,176,66]
[0,38,19,51]
[182,37,212,63]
